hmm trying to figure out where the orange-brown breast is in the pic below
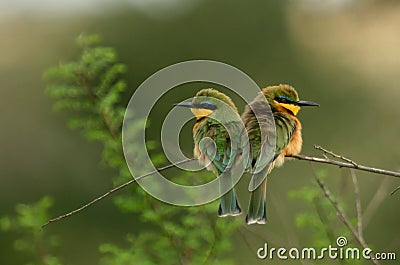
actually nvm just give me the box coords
[273,104,303,158]
[282,116,302,157]
[274,115,303,168]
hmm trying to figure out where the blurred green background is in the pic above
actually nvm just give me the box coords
[1,0,399,264]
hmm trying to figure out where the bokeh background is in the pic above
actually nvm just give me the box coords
[1,0,399,264]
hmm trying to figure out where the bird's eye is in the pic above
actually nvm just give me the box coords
[276,96,288,103]
[201,101,216,110]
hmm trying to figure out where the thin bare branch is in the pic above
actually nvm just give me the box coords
[350,169,363,241]
[42,145,399,228]
[309,163,338,244]
[41,158,197,228]
[287,146,400,178]
[363,178,392,228]
[390,186,400,195]
[313,174,380,265]
[315,145,359,167]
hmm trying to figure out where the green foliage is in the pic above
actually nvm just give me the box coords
[42,34,240,264]
[44,34,127,166]
[0,196,63,265]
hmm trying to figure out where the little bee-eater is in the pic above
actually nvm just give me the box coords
[175,88,244,217]
[242,84,319,224]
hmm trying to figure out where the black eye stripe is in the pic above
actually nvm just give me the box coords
[202,103,217,110]
[276,96,293,104]
[192,103,217,110]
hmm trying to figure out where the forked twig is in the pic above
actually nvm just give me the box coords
[312,175,380,265]
[288,146,400,178]
[315,145,358,167]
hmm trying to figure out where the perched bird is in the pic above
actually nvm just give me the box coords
[242,84,319,224]
[175,88,245,217]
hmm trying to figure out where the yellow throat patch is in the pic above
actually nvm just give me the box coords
[279,103,300,116]
[191,108,213,119]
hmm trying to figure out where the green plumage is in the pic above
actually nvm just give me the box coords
[242,85,299,224]
[177,85,317,223]
[274,113,296,152]
[190,88,245,217]
[194,117,243,216]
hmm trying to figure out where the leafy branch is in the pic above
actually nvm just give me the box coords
[0,197,63,265]
[43,34,238,265]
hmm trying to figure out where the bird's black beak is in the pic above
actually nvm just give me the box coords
[296,100,320,107]
[173,101,195,108]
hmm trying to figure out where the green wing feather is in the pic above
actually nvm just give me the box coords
[243,102,297,224]
[274,112,296,155]
[194,118,243,216]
